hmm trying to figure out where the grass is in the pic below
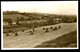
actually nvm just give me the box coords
[34,30,77,48]
[3,27,29,33]
[3,14,30,20]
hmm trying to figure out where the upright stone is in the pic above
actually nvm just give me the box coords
[59,26,61,29]
[15,32,18,36]
[43,28,45,30]
[22,30,24,32]
[29,31,34,35]
[50,27,53,29]
[45,28,49,32]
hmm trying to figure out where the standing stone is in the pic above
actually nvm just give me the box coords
[15,32,18,36]
[33,28,35,32]
[53,28,55,31]
[50,27,53,29]
[45,28,49,32]
[55,27,57,30]
[43,28,45,30]
[22,30,24,32]
[29,31,34,35]
[59,26,61,29]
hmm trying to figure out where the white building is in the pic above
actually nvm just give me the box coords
[3,22,9,26]
[53,18,62,23]
[12,22,16,25]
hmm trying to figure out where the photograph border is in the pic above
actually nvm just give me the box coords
[1,1,79,50]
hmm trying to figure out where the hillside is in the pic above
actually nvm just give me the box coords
[3,23,77,48]
[3,11,77,21]
[3,14,30,20]
[3,12,47,19]
[35,31,77,48]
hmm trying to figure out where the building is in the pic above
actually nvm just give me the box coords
[53,18,62,23]
[12,22,16,25]
[3,22,9,26]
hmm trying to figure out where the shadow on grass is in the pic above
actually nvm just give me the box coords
[34,31,77,48]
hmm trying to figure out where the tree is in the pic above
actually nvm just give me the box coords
[27,18,32,20]
[42,16,44,19]
[16,17,20,24]
[4,18,13,25]
[20,17,24,21]
[47,18,54,25]
[16,17,20,21]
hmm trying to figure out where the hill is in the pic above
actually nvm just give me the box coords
[3,23,77,48]
[3,11,77,21]
[3,14,30,20]
[35,31,77,48]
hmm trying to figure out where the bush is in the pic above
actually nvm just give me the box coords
[62,16,77,23]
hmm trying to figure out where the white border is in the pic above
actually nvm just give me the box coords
[1,2,3,50]
[1,1,79,50]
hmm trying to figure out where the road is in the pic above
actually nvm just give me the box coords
[3,23,77,48]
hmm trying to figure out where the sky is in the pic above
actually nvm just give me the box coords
[1,1,78,15]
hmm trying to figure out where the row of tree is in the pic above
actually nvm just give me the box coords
[3,14,77,29]
[3,15,77,25]
[62,16,77,23]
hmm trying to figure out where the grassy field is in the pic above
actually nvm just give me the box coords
[3,12,76,21]
[3,27,29,33]
[3,12,49,20]
[3,13,43,20]
[3,14,30,20]
[3,23,77,48]
[34,31,77,48]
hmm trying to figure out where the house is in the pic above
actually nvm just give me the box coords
[12,22,16,25]
[18,20,27,24]
[18,20,47,25]
[53,18,62,23]
[3,22,9,26]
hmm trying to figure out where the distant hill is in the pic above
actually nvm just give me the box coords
[3,12,55,20]
[3,11,77,21]
[3,14,30,20]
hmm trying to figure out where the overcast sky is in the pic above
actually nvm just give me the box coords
[1,1,78,15]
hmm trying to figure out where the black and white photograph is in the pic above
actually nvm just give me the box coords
[1,1,78,50]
